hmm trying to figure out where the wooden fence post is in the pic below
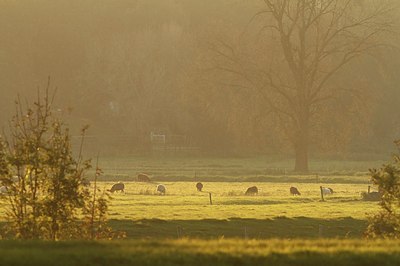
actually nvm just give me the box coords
[177,226,182,238]
[209,192,213,205]
[320,186,324,201]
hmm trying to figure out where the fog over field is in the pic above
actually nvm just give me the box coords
[1,0,399,172]
[2,2,400,264]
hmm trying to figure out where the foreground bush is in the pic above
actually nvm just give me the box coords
[365,140,400,238]
[0,87,121,240]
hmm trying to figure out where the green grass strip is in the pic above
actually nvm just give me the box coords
[0,239,399,266]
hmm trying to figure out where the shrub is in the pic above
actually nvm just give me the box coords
[0,87,123,240]
[365,140,400,238]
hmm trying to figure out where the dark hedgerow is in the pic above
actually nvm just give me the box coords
[0,86,124,240]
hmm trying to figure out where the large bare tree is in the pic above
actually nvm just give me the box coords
[213,0,395,172]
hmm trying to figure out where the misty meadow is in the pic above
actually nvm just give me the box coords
[1,1,400,265]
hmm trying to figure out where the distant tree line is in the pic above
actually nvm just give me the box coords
[0,0,399,162]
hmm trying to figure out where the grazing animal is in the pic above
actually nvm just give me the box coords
[108,182,125,193]
[157,184,166,195]
[196,182,203,192]
[290,186,301,196]
[245,186,258,196]
[137,173,151,182]
[361,191,382,201]
[321,187,334,195]
[0,186,7,194]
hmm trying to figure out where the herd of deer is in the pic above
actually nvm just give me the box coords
[105,173,339,198]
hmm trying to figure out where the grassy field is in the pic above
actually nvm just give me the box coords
[93,156,383,240]
[97,181,378,239]
[0,157,389,265]
[1,156,383,239]
[95,156,386,182]
[1,239,400,266]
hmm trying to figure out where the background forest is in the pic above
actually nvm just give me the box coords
[0,0,399,159]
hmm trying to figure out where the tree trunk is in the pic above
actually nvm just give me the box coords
[294,134,309,173]
[294,115,310,173]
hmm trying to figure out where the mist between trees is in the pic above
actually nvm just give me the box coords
[0,0,400,169]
